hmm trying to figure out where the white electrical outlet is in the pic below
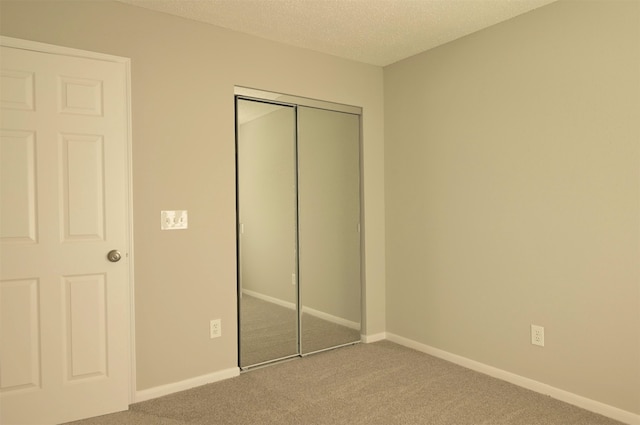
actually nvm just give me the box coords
[210,319,221,339]
[531,324,544,347]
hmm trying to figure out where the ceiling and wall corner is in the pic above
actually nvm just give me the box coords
[116,0,559,66]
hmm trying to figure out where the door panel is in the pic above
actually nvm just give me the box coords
[61,133,106,240]
[63,273,108,381]
[0,69,34,110]
[237,99,298,368]
[297,107,361,354]
[0,41,131,425]
[0,130,37,242]
[0,279,41,392]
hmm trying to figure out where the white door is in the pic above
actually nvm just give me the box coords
[0,39,132,424]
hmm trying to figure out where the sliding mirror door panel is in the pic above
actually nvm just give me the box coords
[298,107,362,354]
[237,99,298,368]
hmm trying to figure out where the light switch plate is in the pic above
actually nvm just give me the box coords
[161,210,188,230]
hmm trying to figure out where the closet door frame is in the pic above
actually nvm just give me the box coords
[235,86,363,370]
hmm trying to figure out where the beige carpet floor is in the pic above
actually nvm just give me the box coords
[67,341,624,425]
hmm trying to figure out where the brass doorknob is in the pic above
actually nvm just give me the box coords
[107,250,122,262]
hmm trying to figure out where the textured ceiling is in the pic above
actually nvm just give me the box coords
[118,0,558,66]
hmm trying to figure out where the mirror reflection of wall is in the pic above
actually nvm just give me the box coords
[236,89,362,370]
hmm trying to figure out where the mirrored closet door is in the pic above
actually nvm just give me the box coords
[236,98,298,367]
[297,106,361,355]
[236,88,362,369]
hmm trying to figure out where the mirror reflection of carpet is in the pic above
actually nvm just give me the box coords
[240,295,360,367]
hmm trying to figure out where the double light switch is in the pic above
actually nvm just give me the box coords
[161,210,188,230]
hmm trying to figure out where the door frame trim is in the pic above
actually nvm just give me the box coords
[0,35,137,405]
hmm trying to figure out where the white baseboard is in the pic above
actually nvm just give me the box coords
[134,367,240,403]
[385,333,639,425]
[361,332,386,343]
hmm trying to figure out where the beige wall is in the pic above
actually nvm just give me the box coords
[384,0,639,414]
[0,0,386,390]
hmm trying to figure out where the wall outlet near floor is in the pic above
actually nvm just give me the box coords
[210,319,221,339]
[531,324,544,347]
